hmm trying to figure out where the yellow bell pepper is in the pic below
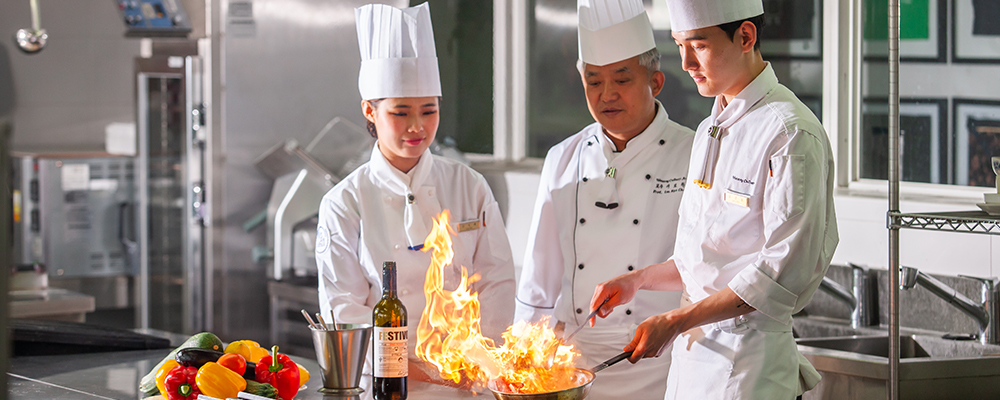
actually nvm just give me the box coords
[225,340,270,363]
[195,362,246,399]
[155,359,181,395]
[297,363,310,387]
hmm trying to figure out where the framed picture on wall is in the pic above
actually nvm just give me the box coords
[863,0,946,62]
[861,98,949,184]
[952,0,1000,63]
[954,99,1000,187]
[759,0,822,59]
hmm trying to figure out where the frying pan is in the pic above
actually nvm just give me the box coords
[487,351,632,400]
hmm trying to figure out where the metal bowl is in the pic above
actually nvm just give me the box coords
[487,368,594,400]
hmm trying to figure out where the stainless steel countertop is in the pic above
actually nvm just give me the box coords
[9,288,95,321]
[8,349,493,399]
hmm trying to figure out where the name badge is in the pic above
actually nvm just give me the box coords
[457,220,481,233]
[724,191,750,207]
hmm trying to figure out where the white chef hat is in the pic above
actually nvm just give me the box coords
[664,0,764,32]
[355,2,442,100]
[578,0,656,66]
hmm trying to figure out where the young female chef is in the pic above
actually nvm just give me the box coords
[315,1,515,372]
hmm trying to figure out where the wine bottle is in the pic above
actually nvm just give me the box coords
[373,261,407,399]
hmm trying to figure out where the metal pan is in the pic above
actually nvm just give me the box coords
[487,351,632,400]
[487,367,594,400]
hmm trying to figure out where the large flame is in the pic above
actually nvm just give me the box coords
[415,210,582,394]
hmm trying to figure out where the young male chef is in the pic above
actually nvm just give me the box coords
[514,0,694,398]
[589,0,839,398]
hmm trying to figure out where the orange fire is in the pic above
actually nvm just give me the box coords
[415,211,581,393]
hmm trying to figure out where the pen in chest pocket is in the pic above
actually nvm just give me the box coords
[768,160,773,177]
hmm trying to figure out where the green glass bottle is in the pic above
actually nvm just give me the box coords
[373,261,407,399]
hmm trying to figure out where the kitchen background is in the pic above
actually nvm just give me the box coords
[2,0,1000,354]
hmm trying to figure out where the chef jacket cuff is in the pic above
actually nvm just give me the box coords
[513,298,556,327]
[729,265,798,325]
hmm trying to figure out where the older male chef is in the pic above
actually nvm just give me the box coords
[589,0,839,398]
[514,0,694,398]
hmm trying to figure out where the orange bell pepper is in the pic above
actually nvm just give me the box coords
[217,353,247,376]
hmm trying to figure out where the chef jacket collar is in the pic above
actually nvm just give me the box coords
[369,142,435,249]
[590,101,667,210]
[369,140,434,196]
[711,62,776,129]
[692,63,776,189]
[596,100,666,162]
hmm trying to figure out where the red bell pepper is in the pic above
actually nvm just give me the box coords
[255,345,300,400]
[163,365,201,400]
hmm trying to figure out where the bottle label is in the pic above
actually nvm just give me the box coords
[374,326,408,378]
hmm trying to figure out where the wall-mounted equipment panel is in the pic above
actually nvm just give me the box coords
[117,0,191,38]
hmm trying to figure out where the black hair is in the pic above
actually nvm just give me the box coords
[365,99,384,138]
[718,14,765,51]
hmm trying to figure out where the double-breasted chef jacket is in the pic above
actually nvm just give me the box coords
[665,63,839,400]
[316,143,516,354]
[516,101,694,399]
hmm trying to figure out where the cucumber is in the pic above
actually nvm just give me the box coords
[243,380,279,399]
[139,332,224,396]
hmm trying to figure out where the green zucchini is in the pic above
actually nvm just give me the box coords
[243,380,279,399]
[138,332,224,396]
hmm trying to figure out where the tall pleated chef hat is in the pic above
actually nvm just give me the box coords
[578,0,656,66]
[663,0,764,32]
[355,2,441,100]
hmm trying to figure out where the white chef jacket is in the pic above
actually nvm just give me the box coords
[316,143,516,355]
[516,102,694,399]
[665,64,838,400]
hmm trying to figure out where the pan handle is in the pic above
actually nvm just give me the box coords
[591,350,633,373]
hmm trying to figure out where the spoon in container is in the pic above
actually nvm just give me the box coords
[316,313,330,330]
[301,309,319,329]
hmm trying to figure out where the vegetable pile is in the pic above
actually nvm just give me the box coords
[140,332,309,400]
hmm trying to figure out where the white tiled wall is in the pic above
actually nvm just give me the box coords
[831,194,996,279]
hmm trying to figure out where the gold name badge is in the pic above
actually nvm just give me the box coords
[457,220,481,232]
[724,192,750,207]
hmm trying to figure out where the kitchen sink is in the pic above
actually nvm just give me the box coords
[796,335,929,359]
[793,317,1000,400]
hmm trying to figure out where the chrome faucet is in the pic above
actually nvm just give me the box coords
[818,263,879,328]
[899,266,999,345]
